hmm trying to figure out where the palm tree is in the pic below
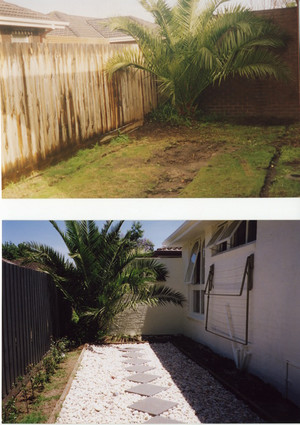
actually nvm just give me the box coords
[23,220,185,341]
[106,0,290,114]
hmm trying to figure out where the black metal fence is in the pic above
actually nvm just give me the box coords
[2,260,60,398]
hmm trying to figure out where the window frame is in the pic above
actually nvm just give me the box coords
[208,221,257,256]
[184,241,200,284]
[186,239,206,320]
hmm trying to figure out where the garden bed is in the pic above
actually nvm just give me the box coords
[2,346,83,424]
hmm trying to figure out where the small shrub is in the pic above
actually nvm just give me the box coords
[110,132,131,145]
[42,356,56,381]
[2,397,19,424]
[17,376,29,413]
[32,369,46,392]
[147,103,192,127]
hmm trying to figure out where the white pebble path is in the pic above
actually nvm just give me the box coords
[56,342,262,424]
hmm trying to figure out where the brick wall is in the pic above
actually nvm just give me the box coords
[198,7,300,121]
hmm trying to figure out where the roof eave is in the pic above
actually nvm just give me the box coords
[108,36,135,43]
[0,15,69,29]
[163,221,217,246]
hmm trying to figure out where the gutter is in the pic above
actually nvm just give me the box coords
[0,15,69,30]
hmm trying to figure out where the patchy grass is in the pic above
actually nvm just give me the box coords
[3,121,299,198]
[181,145,276,197]
[269,145,300,197]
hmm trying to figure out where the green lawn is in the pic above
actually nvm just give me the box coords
[3,122,300,198]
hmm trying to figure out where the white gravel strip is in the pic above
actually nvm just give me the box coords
[56,342,262,424]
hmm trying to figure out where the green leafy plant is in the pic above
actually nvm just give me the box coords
[2,396,19,424]
[42,356,56,382]
[147,103,192,126]
[32,369,46,392]
[17,376,29,414]
[110,132,131,146]
[22,221,185,342]
[50,338,68,365]
[106,0,289,114]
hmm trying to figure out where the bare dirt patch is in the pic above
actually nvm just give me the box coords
[135,124,225,198]
[143,137,225,197]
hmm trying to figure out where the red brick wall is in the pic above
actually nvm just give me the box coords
[198,7,300,121]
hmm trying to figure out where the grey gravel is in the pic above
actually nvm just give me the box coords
[56,342,262,424]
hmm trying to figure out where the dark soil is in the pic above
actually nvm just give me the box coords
[170,335,300,424]
[146,140,223,197]
[259,146,282,197]
[133,123,226,197]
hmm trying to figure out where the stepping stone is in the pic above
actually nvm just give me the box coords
[122,352,144,358]
[122,347,142,351]
[123,358,149,365]
[126,383,167,397]
[129,397,178,416]
[145,417,182,424]
[126,365,155,373]
[127,373,159,383]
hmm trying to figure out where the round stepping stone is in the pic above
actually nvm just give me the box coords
[126,383,167,397]
[127,373,159,383]
[129,397,178,416]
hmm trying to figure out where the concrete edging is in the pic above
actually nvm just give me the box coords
[47,344,88,424]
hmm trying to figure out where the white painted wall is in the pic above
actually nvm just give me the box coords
[180,221,300,406]
[249,221,300,405]
[112,256,185,336]
[112,221,300,406]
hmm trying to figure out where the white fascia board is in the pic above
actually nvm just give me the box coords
[109,36,135,43]
[162,221,202,246]
[0,15,69,30]
[163,220,219,247]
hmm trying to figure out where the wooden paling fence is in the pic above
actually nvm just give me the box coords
[1,43,158,183]
[2,261,60,398]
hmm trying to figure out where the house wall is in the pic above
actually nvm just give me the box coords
[249,221,300,406]
[111,256,184,336]
[198,7,300,121]
[0,27,45,43]
[180,221,300,406]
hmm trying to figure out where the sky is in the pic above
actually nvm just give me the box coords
[2,220,185,256]
[9,0,287,21]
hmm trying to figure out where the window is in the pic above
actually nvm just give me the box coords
[186,239,206,318]
[11,31,32,43]
[192,289,205,315]
[208,221,257,255]
[184,241,199,284]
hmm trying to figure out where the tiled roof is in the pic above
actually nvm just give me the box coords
[152,247,182,258]
[2,258,42,271]
[0,0,52,21]
[47,12,156,41]
[48,11,104,38]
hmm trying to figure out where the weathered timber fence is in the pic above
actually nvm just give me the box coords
[1,43,158,183]
[2,260,60,398]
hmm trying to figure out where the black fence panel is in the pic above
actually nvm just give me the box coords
[2,261,60,398]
